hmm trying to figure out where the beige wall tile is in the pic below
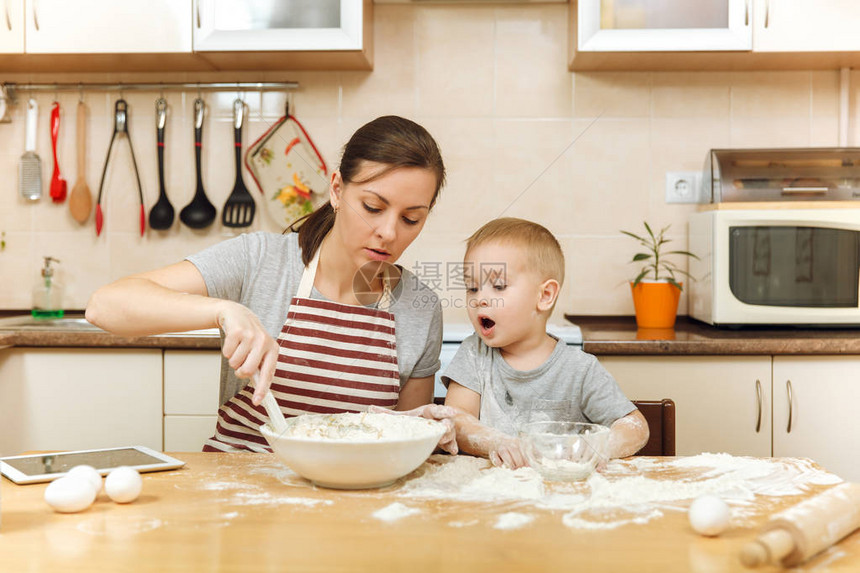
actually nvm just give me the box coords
[731,71,811,118]
[342,5,417,119]
[489,119,574,231]
[574,72,651,118]
[415,7,495,117]
[811,70,840,118]
[730,116,811,148]
[494,4,571,119]
[0,232,34,309]
[652,72,731,118]
[565,118,651,235]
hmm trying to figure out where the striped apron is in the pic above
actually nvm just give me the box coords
[203,251,400,452]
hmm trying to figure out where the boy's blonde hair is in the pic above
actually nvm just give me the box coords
[465,217,565,286]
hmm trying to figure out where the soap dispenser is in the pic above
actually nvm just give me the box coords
[32,256,64,319]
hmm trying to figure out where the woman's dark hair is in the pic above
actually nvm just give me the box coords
[292,116,445,265]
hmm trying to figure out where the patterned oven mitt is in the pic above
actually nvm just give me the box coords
[245,114,328,228]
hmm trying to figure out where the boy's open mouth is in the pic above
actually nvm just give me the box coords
[480,316,495,330]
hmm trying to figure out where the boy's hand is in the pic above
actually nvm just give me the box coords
[367,404,458,455]
[488,436,527,469]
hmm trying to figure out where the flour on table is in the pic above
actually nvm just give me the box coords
[494,512,534,530]
[373,502,421,522]
[394,453,843,531]
[400,455,543,502]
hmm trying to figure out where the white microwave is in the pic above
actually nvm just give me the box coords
[689,207,860,326]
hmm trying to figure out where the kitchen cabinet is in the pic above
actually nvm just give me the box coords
[193,0,373,71]
[570,0,860,70]
[0,0,371,72]
[752,0,860,52]
[0,0,23,53]
[194,0,363,52]
[599,356,773,457]
[0,348,162,456]
[163,349,220,452]
[772,356,860,483]
[576,0,751,52]
[24,0,192,54]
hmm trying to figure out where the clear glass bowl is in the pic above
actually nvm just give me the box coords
[519,421,610,482]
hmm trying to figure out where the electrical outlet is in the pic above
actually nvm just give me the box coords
[665,171,703,204]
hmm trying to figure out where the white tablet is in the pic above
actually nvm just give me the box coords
[0,446,186,485]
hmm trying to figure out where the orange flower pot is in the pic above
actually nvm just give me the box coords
[630,281,682,329]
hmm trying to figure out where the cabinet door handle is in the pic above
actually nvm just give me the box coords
[32,0,39,31]
[786,379,793,433]
[744,0,750,26]
[4,1,11,31]
[765,0,770,29]
[196,0,201,28]
[755,378,762,433]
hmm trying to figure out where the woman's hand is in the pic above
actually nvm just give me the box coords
[216,301,279,405]
[368,404,458,455]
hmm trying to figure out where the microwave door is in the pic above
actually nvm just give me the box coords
[728,226,860,308]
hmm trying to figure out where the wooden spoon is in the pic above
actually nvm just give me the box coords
[69,101,92,224]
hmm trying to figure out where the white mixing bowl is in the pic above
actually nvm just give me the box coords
[260,412,446,490]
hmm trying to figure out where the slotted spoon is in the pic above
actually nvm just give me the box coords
[221,98,256,228]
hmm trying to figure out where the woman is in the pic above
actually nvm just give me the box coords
[86,116,454,453]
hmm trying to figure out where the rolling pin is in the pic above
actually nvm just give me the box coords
[740,482,860,568]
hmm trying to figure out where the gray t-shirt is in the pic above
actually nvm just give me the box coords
[441,333,635,436]
[187,232,442,405]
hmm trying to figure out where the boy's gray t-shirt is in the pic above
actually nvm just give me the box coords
[187,232,442,405]
[442,333,634,436]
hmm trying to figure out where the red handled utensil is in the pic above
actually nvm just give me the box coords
[49,102,67,203]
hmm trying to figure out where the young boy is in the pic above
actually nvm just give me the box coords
[443,217,649,468]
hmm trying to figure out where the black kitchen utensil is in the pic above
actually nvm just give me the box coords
[148,98,175,230]
[96,99,145,237]
[221,98,255,228]
[179,98,216,229]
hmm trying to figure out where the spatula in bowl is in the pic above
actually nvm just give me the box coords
[253,372,287,435]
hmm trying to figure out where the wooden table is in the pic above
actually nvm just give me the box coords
[1,453,859,572]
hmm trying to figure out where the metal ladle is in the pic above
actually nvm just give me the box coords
[179,98,216,229]
[148,98,174,230]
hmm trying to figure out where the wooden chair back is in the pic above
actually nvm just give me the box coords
[631,399,676,456]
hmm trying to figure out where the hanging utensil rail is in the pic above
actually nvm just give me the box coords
[1,81,298,102]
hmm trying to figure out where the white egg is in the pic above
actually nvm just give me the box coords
[44,475,97,513]
[66,465,103,495]
[104,466,142,504]
[688,494,731,536]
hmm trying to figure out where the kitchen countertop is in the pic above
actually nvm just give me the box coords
[565,315,860,356]
[2,312,860,355]
[1,452,857,572]
[0,312,221,350]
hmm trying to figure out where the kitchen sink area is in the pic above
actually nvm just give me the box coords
[0,315,103,332]
[0,313,220,350]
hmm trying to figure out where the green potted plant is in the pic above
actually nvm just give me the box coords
[621,222,698,329]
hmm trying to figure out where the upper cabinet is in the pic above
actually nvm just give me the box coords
[194,0,362,52]
[24,0,192,54]
[571,0,860,70]
[0,0,372,71]
[752,0,860,52]
[192,0,372,70]
[578,0,751,52]
[0,0,24,53]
